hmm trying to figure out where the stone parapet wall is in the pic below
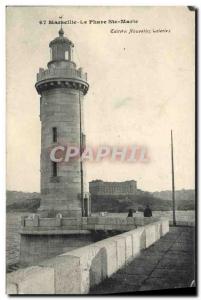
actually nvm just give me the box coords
[37,67,87,82]
[20,215,160,233]
[7,218,169,295]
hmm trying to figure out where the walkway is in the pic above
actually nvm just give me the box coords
[90,227,195,294]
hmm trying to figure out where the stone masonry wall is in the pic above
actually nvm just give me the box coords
[7,218,169,294]
[40,88,85,217]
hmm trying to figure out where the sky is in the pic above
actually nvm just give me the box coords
[6,6,195,192]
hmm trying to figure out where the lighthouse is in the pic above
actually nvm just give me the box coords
[35,27,89,217]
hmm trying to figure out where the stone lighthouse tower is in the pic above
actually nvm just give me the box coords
[35,27,89,217]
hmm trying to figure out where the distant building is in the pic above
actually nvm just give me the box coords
[89,180,137,196]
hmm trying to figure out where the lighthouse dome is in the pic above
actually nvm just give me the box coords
[49,28,74,48]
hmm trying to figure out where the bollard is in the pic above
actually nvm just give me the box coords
[56,213,62,226]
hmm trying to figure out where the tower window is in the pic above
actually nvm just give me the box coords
[65,50,69,60]
[52,162,57,177]
[52,127,57,143]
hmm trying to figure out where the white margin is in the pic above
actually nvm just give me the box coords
[1,1,199,300]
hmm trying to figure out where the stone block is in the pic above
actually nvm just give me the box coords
[161,218,169,235]
[82,224,89,230]
[115,218,128,225]
[6,283,18,294]
[63,225,81,230]
[145,224,157,248]
[94,224,105,230]
[40,255,81,294]
[119,232,133,262]
[111,236,126,268]
[6,266,54,294]
[62,218,82,226]
[155,221,162,240]
[91,239,118,277]
[144,217,156,225]
[87,217,100,225]
[39,218,56,227]
[85,224,95,230]
[21,216,26,227]
[126,224,136,231]
[82,217,88,225]
[135,216,144,226]
[61,245,103,294]
[139,228,146,250]
[88,217,108,225]
[25,219,34,227]
[105,217,118,225]
[104,224,119,231]
[131,227,145,257]
[126,217,135,225]
[33,215,39,227]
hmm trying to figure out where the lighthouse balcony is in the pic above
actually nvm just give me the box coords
[37,67,87,83]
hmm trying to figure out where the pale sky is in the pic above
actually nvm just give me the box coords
[6,6,195,192]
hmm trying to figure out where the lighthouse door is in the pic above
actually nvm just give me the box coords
[83,197,88,217]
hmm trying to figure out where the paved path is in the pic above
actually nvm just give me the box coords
[90,227,195,294]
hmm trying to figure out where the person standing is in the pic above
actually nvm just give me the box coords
[143,204,152,217]
[127,208,133,217]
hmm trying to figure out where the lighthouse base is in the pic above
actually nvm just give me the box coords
[38,193,91,218]
[19,214,145,266]
[20,231,94,266]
